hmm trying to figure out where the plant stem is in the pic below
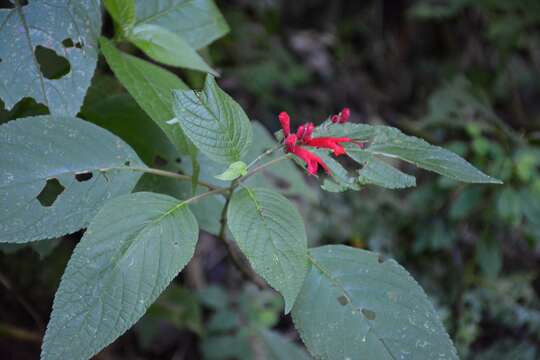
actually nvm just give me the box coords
[246,144,283,169]
[101,166,218,190]
[0,323,42,344]
[236,154,291,185]
[217,186,266,288]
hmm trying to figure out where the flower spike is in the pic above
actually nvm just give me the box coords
[279,112,290,137]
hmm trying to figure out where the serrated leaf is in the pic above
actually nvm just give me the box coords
[0,115,144,243]
[227,188,308,313]
[172,76,253,164]
[134,0,229,49]
[99,37,194,155]
[104,0,136,34]
[41,192,199,360]
[292,245,458,360]
[348,149,416,189]
[215,161,248,181]
[128,24,216,74]
[0,0,101,116]
[315,122,501,184]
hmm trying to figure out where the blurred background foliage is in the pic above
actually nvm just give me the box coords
[1,0,540,358]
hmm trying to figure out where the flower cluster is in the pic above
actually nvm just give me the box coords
[278,108,353,175]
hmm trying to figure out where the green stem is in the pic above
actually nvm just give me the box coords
[246,144,283,169]
[101,166,218,190]
[235,154,292,185]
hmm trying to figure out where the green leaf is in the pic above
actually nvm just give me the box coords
[0,115,144,243]
[134,0,229,49]
[99,37,196,158]
[0,0,101,116]
[104,0,136,34]
[215,161,248,181]
[227,188,308,313]
[172,76,253,164]
[310,149,359,192]
[315,122,501,184]
[128,24,216,74]
[348,149,416,189]
[292,245,458,360]
[258,329,312,360]
[41,192,199,360]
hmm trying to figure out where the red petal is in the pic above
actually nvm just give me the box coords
[278,112,290,137]
[340,108,350,123]
[291,146,330,175]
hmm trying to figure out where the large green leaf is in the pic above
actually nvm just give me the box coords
[104,0,136,34]
[128,24,216,74]
[41,192,199,360]
[99,38,195,156]
[227,188,308,313]
[172,76,253,164]
[0,0,101,116]
[315,122,501,184]
[134,0,229,49]
[0,115,144,243]
[292,245,458,360]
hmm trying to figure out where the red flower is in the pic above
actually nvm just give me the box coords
[278,110,354,175]
[331,107,351,124]
[304,136,351,156]
[279,112,290,137]
[285,134,330,175]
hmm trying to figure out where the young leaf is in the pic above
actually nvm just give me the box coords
[0,115,144,243]
[128,24,217,74]
[104,0,136,34]
[316,122,501,184]
[215,161,248,181]
[41,192,199,360]
[227,188,308,313]
[172,76,253,164]
[134,0,229,49]
[0,0,101,116]
[292,245,458,360]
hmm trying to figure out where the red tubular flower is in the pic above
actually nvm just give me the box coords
[279,112,290,137]
[290,145,330,175]
[331,107,351,124]
[304,137,352,156]
[278,108,353,175]
[340,107,350,123]
[296,122,314,141]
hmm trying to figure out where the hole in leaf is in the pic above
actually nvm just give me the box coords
[37,178,65,207]
[124,161,131,166]
[34,46,70,80]
[61,38,82,49]
[75,171,93,182]
[175,157,182,164]
[361,308,376,320]
[154,155,168,167]
[337,295,349,306]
